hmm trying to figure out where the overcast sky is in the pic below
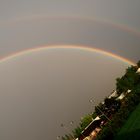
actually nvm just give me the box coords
[0,1,140,140]
[0,0,140,62]
[0,48,130,140]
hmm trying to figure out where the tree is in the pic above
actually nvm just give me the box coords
[92,112,97,119]
[61,134,73,140]
[94,103,105,116]
[104,97,120,112]
[116,77,128,93]
[126,66,137,73]
[104,98,114,108]
[72,126,82,138]
[137,60,140,68]
[95,106,102,116]
[80,114,92,130]
[133,84,140,95]
[116,65,140,93]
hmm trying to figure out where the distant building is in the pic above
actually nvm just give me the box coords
[83,136,91,140]
[116,93,125,100]
[108,90,118,99]
[79,116,101,139]
[136,68,140,73]
[90,127,101,138]
[127,89,131,93]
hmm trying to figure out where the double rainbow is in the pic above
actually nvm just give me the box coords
[0,16,138,65]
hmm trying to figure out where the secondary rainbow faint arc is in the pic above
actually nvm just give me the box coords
[0,45,135,66]
[1,16,140,37]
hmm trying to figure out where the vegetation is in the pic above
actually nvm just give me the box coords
[114,103,140,140]
[137,60,140,68]
[80,114,93,130]
[116,65,138,94]
[61,114,93,140]
[61,60,140,140]
[96,62,140,140]
[96,91,140,140]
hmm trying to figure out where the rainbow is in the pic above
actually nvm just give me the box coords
[0,45,136,66]
[0,16,138,66]
[1,16,140,37]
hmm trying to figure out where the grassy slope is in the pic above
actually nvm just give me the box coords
[115,103,140,140]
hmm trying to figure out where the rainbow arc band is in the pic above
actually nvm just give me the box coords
[0,16,140,38]
[0,45,135,66]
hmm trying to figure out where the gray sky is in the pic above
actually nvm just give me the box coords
[0,0,140,140]
[0,48,130,140]
[0,0,140,62]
